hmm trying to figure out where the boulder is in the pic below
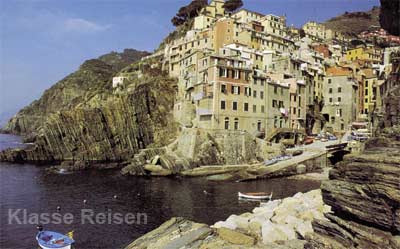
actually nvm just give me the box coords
[262,221,289,244]
[295,220,313,238]
[216,227,255,246]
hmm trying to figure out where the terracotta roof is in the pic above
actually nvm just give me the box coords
[326,67,352,76]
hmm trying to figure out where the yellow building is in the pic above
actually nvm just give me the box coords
[345,46,382,63]
[362,69,378,115]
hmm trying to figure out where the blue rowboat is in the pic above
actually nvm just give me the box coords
[36,231,75,249]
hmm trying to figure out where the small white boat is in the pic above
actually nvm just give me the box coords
[238,192,273,200]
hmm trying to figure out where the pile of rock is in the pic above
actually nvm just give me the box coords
[213,189,331,244]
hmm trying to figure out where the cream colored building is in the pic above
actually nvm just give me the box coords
[232,9,264,24]
[202,0,225,19]
[261,14,287,37]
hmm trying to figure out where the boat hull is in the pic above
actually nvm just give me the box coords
[38,245,71,249]
[238,192,270,200]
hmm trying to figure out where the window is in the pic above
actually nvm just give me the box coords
[219,68,227,77]
[233,101,238,111]
[338,97,342,102]
[234,118,239,130]
[261,105,265,113]
[253,90,257,98]
[365,81,369,88]
[244,103,249,111]
[329,88,332,94]
[260,91,264,99]
[244,87,250,96]
[274,86,278,94]
[221,100,226,110]
[234,70,240,79]
[365,89,368,96]
[253,105,257,113]
[272,100,277,108]
[338,87,342,93]
[329,97,333,103]
[257,121,262,131]
[293,107,296,115]
[261,79,265,86]
[221,84,226,93]
[232,86,240,95]
[279,101,284,108]
[224,117,229,130]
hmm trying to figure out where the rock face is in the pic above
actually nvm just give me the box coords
[0,76,178,167]
[2,49,149,136]
[307,129,400,248]
[380,0,400,36]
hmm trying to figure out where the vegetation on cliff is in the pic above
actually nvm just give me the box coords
[323,6,380,37]
[3,49,149,136]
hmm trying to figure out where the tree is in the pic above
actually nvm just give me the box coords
[299,29,306,38]
[223,0,244,13]
[171,0,208,26]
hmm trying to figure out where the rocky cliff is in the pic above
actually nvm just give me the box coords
[2,49,149,136]
[0,73,179,168]
[306,129,400,248]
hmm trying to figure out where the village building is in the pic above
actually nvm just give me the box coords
[322,67,359,133]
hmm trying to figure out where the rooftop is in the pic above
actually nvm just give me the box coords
[326,66,352,77]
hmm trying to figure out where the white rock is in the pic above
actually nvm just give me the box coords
[275,224,297,240]
[295,220,313,238]
[212,220,236,230]
[283,215,303,227]
[262,221,288,244]
[259,199,281,211]
[293,192,304,199]
[225,215,249,230]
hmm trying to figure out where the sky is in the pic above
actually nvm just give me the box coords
[0,0,380,120]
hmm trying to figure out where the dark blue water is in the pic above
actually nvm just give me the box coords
[0,134,320,249]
